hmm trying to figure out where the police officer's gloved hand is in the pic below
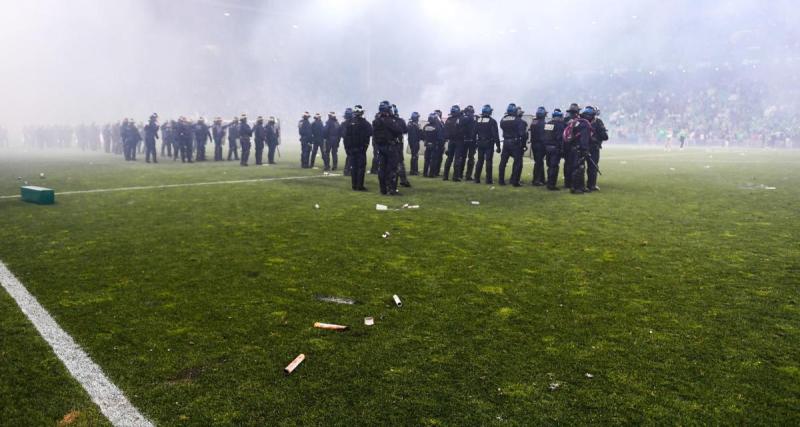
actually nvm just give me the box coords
[495,147,501,153]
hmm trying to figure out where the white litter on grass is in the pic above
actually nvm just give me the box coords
[314,203,320,209]
[490,186,495,190]
[376,204,388,211]
[548,382,561,391]
[40,172,45,178]
[382,231,391,239]
[364,317,374,326]
[765,186,776,190]
[471,201,480,206]
[0,260,153,427]
[585,373,594,379]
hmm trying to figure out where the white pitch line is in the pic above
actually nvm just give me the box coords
[0,260,153,427]
[0,173,341,199]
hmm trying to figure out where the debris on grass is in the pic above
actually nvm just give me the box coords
[314,203,320,209]
[471,201,480,206]
[393,294,403,307]
[382,231,391,239]
[376,204,388,211]
[585,373,594,379]
[364,317,374,326]
[40,172,46,178]
[313,322,349,331]
[284,354,305,374]
[58,410,80,426]
[548,382,561,391]
[490,186,495,190]
[315,295,357,305]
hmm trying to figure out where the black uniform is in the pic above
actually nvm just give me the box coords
[407,119,422,175]
[194,121,211,161]
[161,122,173,157]
[474,115,500,184]
[460,114,478,180]
[298,118,312,168]
[124,123,142,161]
[442,114,463,181]
[265,121,279,164]
[372,112,403,195]
[498,114,527,186]
[227,121,240,161]
[253,120,266,165]
[565,117,592,192]
[323,117,341,171]
[544,118,566,189]
[529,116,547,185]
[212,122,226,161]
[587,117,608,191]
[176,120,193,163]
[310,117,324,168]
[239,119,253,166]
[343,115,373,190]
[143,120,159,163]
[393,116,410,188]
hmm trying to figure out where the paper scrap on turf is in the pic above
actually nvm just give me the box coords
[285,354,305,374]
[315,295,357,305]
[376,204,388,211]
[313,322,348,331]
[471,201,480,205]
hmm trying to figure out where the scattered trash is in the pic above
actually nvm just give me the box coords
[471,201,480,206]
[393,294,403,307]
[313,322,349,331]
[765,186,776,190]
[323,172,330,176]
[649,329,653,334]
[382,231,391,239]
[548,382,561,391]
[314,203,320,209]
[585,373,594,379]
[739,183,777,191]
[406,205,419,209]
[376,204,388,211]
[364,317,374,326]
[490,186,495,190]
[315,295,357,305]
[40,172,45,178]
[284,354,305,374]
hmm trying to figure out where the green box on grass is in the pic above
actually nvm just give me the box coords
[20,186,55,205]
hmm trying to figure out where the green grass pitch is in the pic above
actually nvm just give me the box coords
[0,146,798,425]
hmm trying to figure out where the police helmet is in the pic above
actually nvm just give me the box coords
[580,106,596,118]
[328,111,336,118]
[314,113,321,119]
[434,109,443,118]
[268,116,276,122]
[344,108,354,120]
[481,104,493,116]
[379,102,392,114]
[464,105,475,114]
[506,103,518,115]
[567,103,581,114]
[410,112,420,121]
[353,105,364,116]
[302,112,310,118]
[450,105,461,115]
[552,109,563,118]
[536,106,547,118]
[428,112,437,122]
[256,116,263,122]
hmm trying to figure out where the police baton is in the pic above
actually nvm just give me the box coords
[586,154,602,175]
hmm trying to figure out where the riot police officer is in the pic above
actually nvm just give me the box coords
[298,112,312,168]
[341,108,354,176]
[253,116,266,165]
[529,107,548,186]
[372,101,404,195]
[474,105,500,184]
[391,104,411,188]
[343,105,372,191]
[239,114,253,166]
[421,113,440,178]
[564,107,593,193]
[442,105,463,181]
[212,117,226,161]
[177,116,193,163]
[194,117,211,161]
[563,103,581,188]
[544,109,567,190]
[310,113,324,168]
[265,117,279,165]
[323,112,340,171]
[227,116,240,161]
[144,113,159,163]
[407,112,422,175]
[586,106,608,192]
[460,105,478,181]
[498,104,527,186]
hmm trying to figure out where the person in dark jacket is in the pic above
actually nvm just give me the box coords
[586,106,608,192]
[442,105,463,181]
[343,105,372,191]
[298,112,312,168]
[391,104,411,188]
[458,105,477,181]
[194,117,212,161]
[421,113,440,178]
[212,117,226,161]
[407,112,422,175]
[143,113,159,163]
[310,113,324,168]
[265,117,279,164]
[498,104,527,186]
[341,108,353,176]
[239,114,253,166]
[544,109,567,190]
[322,112,341,171]
[253,116,266,165]
[474,105,500,184]
[372,101,404,195]
[529,107,548,186]
[227,116,240,161]
[176,116,193,163]
[565,107,594,193]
